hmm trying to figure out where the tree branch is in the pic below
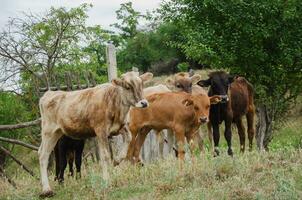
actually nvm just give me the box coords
[0,137,38,151]
[0,145,35,177]
[0,118,41,131]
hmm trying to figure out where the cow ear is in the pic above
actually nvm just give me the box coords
[165,77,175,88]
[112,78,126,87]
[228,75,236,83]
[182,99,194,106]
[140,72,153,83]
[197,78,211,87]
[209,95,222,104]
[190,74,201,85]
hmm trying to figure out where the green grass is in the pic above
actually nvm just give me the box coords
[1,148,302,200]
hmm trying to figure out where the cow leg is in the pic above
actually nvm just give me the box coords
[156,130,164,159]
[166,129,175,156]
[39,130,62,197]
[212,123,220,156]
[224,119,233,156]
[58,145,68,183]
[68,152,74,177]
[207,122,215,156]
[174,127,186,170]
[75,141,84,179]
[96,131,111,182]
[126,126,139,162]
[235,118,246,153]
[186,132,197,165]
[54,144,60,181]
[246,109,255,151]
[194,128,205,155]
[133,127,151,164]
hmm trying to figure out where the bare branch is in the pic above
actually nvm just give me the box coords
[0,119,41,131]
[0,137,39,151]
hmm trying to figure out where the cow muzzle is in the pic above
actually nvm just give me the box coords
[200,116,208,124]
[220,95,229,103]
[135,99,149,108]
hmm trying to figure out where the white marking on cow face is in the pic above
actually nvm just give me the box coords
[135,99,149,108]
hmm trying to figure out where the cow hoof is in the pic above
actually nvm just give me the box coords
[214,148,220,157]
[39,190,55,198]
[227,149,233,156]
[76,172,81,180]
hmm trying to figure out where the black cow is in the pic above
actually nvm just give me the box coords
[198,71,255,156]
[54,135,85,182]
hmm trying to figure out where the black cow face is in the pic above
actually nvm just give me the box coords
[197,71,235,102]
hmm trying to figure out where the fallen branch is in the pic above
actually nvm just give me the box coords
[0,145,35,177]
[0,166,17,188]
[0,118,41,131]
[0,137,39,151]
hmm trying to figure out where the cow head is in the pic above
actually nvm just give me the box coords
[197,71,235,103]
[166,72,201,93]
[112,71,153,108]
[182,94,222,124]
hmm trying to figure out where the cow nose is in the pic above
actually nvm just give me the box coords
[135,99,149,108]
[200,117,208,123]
[141,101,148,108]
[220,95,229,103]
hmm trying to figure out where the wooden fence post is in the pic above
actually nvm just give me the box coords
[106,44,124,161]
[106,44,118,81]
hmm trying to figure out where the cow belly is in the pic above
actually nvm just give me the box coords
[63,127,96,139]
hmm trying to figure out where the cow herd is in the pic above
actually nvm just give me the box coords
[38,70,255,197]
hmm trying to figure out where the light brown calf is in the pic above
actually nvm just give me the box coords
[166,72,214,154]
[38,71,152,197]
[126,92,221,164]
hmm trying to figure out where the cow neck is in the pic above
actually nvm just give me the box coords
[208,88,229,124]
[104,86,130,122]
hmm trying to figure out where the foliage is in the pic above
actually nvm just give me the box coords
[117,22,184,72]
[160,0,302,147]
[111,2,143,40]
[0,92,30,140]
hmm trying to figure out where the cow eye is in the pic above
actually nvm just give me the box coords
[125,84,131,90]
[176,83,181,88]
[194,106,199,111]
[190,83,192,87]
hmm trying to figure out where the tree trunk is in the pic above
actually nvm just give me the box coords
[256,105,273,151]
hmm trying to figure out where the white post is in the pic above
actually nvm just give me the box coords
[106,43,124,162]
[106,44,118,81]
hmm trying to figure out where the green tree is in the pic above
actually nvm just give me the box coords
[161,0,302,149]
[112,2,143,40]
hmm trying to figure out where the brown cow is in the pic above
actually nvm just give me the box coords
[126,92,221,164]
[166,72,215,154]
[38,71,153,197]
[198,71,255,156]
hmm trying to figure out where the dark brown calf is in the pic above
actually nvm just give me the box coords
[54,135,85,182]
[198,71,255,156]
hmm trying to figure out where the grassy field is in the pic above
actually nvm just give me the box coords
[1,71,302,200]
[1,116,302,200]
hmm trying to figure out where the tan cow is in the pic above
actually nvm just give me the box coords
[126,92,221,165]
[38,71,153,197]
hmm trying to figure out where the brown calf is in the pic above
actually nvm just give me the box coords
[126,92,221,164]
